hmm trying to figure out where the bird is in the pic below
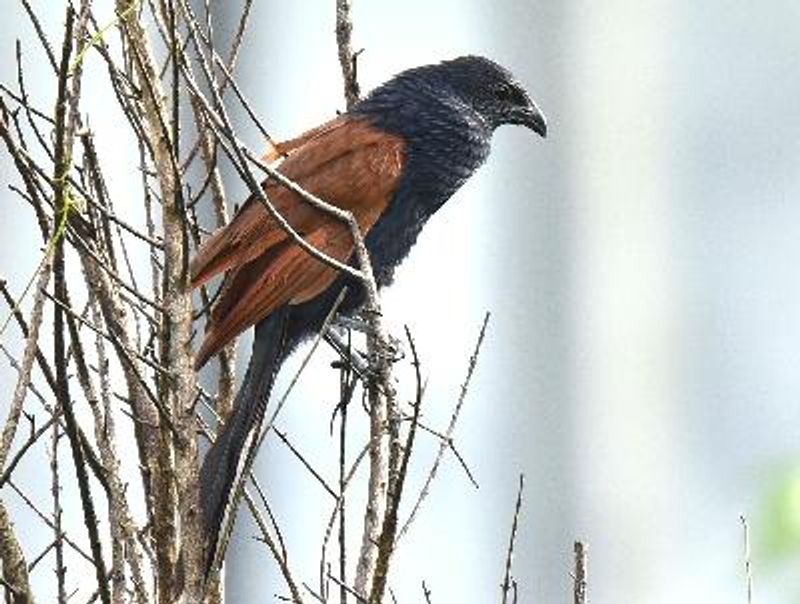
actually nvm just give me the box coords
[191,55,547,573]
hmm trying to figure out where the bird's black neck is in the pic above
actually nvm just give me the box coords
[353,80,492,287]
[284,77,495,350]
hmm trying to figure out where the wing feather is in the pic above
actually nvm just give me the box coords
[192,116,405,368]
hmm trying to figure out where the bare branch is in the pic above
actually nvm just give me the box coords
[117,1,204,596]
[500,474,524,604]
[50,6,111,602]
[273,429,337,499]
[243,488,305,604]
[398,312,491,542]
[19,0,58,73]
[6,479,96,565]
[50,404,66,603]
[0,498,35,603]
[0,247,53,472]
[368,326,425,601]
[573,541,587,604]
[0,415,54,489]
[335,0,360,108]
[740,515,753,604]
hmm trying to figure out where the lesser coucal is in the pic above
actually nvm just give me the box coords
[191,55,547,571]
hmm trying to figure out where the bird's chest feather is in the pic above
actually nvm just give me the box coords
[365,115,491,287]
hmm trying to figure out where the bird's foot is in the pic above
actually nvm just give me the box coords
[325,325,369,376]
[332,315,371,334]
[326,318,405,374]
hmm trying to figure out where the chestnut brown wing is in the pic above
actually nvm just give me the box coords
[192,116,405,368]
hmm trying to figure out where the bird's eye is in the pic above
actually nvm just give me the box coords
[494,83,526,105]
[495,84,513,102]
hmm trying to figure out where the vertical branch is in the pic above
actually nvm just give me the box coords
[50,412,66,603]
[330,333,364,603]
[337,358,350,604]
[117,0,204,597]
[0,260,52,471]
[0,499,35,603]
[740,515,753,604]
[500,474,524,604]
[354,341,391,599]
[333,5,402,596]
[335,0,360,109]
[165,0,205,595]
[397,312,490,542]
[68,296,150,603]
[573,541,587,604]
[188,95,236,418]
[51,7,111,603]
[117,1,205,599]
[369,326,424,602]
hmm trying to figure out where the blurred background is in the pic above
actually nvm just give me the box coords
[3,1,800,602]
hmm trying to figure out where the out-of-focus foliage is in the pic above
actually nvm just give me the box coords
[758,465,800,563]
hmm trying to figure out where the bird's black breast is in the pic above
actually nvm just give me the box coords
[354,81,492,286]
[283,78,492,351]
[364,136,489,286]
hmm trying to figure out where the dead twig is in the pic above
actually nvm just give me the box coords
[573,541,587,604]
[50,6,111,602]
[0,498,35,603]
[368,325,425,602]
[500,474,524,604]
[740,515,753,604]
[398,312,491,542]
[335,0,360,109]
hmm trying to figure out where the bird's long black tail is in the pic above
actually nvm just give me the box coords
[200,306,290,576]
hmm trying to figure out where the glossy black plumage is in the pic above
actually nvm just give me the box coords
[194,55,546,574]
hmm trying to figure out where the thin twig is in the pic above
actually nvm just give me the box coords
[0,415,55,488]
[321,441,372,599]
[398,312,491,542]
[368,325,425,601]
[5,479,96,565]
[327,572,366,603]
[273,428,337,499]
[50,402,67,603]
[270,287,349,432]
[19,0,59,72]
[244,486,306,604]
[51,7,111,601]
[422,581,432,603]
[336,330,356,604]
[740,515,753,604]
[573,541,587,604]
[0,498,35,602]
[500,474,524,604]
[0,220,53,472]
[335,0,360,109]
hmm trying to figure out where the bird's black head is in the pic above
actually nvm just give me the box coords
[426,55,547,137]
[354,55,547,141]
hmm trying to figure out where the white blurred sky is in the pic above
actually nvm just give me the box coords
[2,1,800,602]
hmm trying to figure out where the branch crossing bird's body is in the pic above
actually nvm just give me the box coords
[192,55,547,574]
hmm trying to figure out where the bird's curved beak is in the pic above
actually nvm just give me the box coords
[521,99,547,138]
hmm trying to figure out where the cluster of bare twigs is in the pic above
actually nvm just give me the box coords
[0,2,510,603]
[0,0,209,600]
[3,4,770,604]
